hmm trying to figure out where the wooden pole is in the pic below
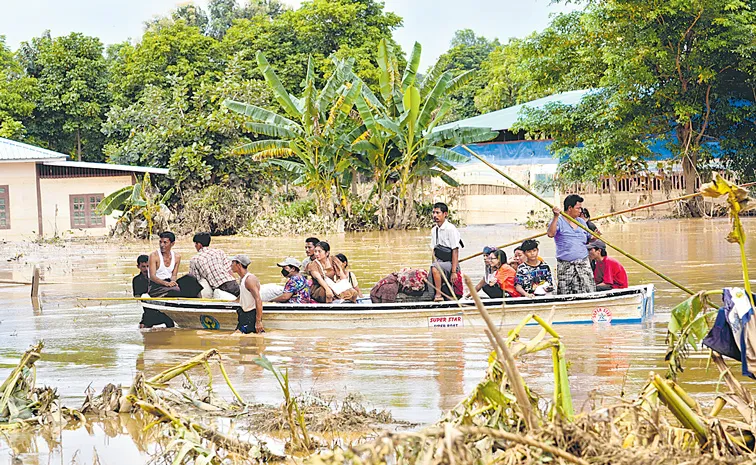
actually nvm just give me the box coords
[77,297,230,302]
[30,266,40,299]
[460,145,695,295]
[460,179,756,263]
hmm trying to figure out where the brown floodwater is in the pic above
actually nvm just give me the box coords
[1,218,756,463]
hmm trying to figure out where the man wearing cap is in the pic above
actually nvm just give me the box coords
[231,254,264,334]
[271,257,314,303]
[588,241,628,290]
[547,194,597,295]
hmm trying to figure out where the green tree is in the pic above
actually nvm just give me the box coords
[514,91,650,212]
[513,1,756,216]
[224,52,363,217]
[220,0,403,90]
[351,40,498,228]
[0,36,37,139]
[475,12,605,113]
[103,58,273,190]
[434,29,499,122]
[107,21,219,105]
[18,32,110,161]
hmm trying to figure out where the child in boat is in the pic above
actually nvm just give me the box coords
[335,253,361,296]
[515,239,554,298]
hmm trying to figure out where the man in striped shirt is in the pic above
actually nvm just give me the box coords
[189,232,240,297]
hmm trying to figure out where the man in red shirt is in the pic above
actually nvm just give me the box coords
[587,241,628,290]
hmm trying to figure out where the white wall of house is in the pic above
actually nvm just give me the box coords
[0,162,41,240]
[39,175,133,238]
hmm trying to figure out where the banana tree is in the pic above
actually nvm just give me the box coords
[350,40,498,229]
[224,53,362,217]
[96,172,174,237]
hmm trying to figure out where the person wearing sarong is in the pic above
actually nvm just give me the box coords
[132,254,175,328]
[547,194,596,295]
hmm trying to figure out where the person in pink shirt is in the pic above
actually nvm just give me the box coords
[587,241,628,290]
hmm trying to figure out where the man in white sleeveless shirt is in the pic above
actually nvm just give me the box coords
[148,231,182,297]
[231,254,264,334]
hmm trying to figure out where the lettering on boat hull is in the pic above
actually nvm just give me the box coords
[592,307,612,324]
[428,315,464,328]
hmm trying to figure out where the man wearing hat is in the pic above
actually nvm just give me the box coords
[271,257,314,304]
[588,241,628,290]
[231,254,264,334]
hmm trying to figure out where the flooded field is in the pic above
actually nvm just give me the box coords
[1,218,755,463]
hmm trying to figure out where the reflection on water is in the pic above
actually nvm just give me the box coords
[1,219,756,461]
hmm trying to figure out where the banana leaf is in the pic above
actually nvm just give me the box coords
[232,139,290,156]
[96,185,133,215]
[256,52,302,120]
[244,123,299,139]
[223,99,298,127]
[416,71,453,130]
[401,42,422,90]
[427,146,469,164]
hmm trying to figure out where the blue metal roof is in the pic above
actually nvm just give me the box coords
[435,89,594,132]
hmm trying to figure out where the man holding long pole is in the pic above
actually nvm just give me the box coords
[547,194,596,295]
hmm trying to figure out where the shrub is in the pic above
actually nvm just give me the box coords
[178,185,257,235]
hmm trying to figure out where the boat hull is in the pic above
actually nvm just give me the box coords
[141,284,655,331]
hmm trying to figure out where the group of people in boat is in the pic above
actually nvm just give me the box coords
[130,196,628,334]
[428,196,628,301]
[131,232,363,334]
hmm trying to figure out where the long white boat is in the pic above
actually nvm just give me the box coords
[140,284,655,331]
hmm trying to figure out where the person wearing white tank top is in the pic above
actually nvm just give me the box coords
[231,254,264,334]
[148,232,183,297]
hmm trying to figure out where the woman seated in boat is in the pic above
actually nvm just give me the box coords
[335,253,361,296]
[514,239,554,298]
[468,249,520,298]
[270,257,314,303]
[306,241,359,303]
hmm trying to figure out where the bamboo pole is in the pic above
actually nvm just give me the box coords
[466,275,536,431]
[459,178,756,263]
[461,144,695,295]
[78,296,230,302]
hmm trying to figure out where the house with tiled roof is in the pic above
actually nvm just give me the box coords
[0,137,168,239]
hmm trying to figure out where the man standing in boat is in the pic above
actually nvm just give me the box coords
[430,202,463,301]
[231,254,264,334]
[547,194,597,295]
[189,232,240,297]
[147,231,182,297]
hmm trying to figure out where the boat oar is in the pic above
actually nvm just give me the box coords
[77,297,232,302]
[460,144,695,296]
[460,179,756,264]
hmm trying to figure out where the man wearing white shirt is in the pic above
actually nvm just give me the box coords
[430,202,463,301]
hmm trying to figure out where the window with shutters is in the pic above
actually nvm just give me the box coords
[69,194,104,228]
[0,186,9,230]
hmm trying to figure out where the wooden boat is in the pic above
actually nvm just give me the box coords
[140,284,655,331]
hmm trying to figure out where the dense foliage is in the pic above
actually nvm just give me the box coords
[1,0,755,228]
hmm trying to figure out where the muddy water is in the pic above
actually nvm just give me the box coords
[1,218,756,462]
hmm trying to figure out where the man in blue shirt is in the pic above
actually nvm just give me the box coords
[546,194,597,295]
